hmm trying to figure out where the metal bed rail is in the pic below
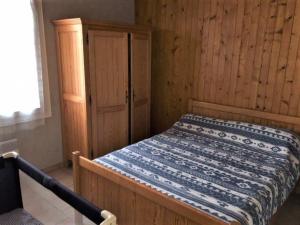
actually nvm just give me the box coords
[1,152,116,225]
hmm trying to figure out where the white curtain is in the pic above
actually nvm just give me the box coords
[0,0,51,131]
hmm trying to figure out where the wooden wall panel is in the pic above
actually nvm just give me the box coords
[135,0,300,134]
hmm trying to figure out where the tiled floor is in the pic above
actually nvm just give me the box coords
[20,168,93,225]
[20,167,300,225]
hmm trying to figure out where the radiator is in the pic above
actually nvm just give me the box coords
[0,139,18,154]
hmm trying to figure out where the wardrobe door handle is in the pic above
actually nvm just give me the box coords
[133,89,136,101]
[125,90,129,103]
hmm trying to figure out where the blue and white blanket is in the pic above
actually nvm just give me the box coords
[95,114,300,225]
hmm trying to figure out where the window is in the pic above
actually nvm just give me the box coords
[0,0,50,127]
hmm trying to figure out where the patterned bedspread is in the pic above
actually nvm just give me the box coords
[94,114,300,225]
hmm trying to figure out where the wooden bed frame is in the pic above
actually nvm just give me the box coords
[73,99,300,225]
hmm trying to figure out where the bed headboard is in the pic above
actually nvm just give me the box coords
[188,99,300,133]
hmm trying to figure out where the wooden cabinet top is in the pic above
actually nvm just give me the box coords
[53,18,151,33]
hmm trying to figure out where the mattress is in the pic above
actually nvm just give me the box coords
[94,114,300,225]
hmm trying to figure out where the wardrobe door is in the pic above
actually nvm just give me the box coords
[131,32,151,143]
[55,25,89,162]
[88,30,129,157]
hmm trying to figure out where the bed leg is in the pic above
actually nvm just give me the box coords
[73,151,83,225]
[72,151,81,193]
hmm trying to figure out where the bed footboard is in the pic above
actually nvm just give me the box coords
[72,152,240,225]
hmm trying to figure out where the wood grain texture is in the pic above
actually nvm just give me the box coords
[54,19,151,161]
[88,30,129,157]
[135,0,300,134]
[131,32,151,143]
[189,100,300,126]
[55,24,89,162]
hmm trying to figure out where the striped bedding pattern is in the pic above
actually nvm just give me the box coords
[94,114,300,225]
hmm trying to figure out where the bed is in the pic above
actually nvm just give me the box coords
[73,99,300,225]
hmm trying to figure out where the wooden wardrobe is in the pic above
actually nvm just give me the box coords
[53,18,151,162]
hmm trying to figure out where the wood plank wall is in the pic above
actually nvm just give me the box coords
[135,0,300,134]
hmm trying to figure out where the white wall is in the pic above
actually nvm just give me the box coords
[13,0,135,169]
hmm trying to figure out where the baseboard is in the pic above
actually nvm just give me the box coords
[42,162,64,173]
